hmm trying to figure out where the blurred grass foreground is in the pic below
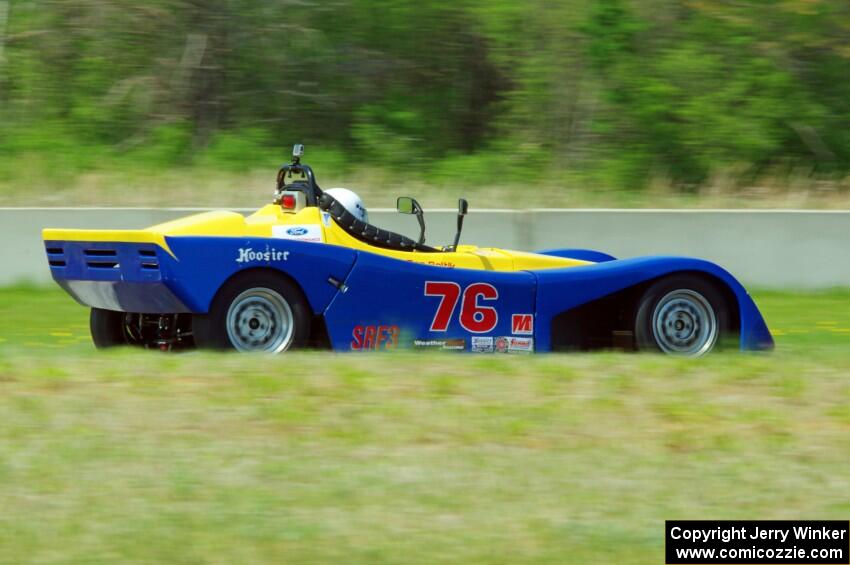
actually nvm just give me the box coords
[1,1,850,207]
[0,287,849,562]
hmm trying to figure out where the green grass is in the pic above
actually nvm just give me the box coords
[0,287,848,563]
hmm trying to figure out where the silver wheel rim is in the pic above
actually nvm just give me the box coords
[225,288,294,353]
[651,289,717,357]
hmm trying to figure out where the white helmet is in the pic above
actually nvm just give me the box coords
[325,188,368,223]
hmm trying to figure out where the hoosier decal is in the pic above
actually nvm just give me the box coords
[236,246,290,264]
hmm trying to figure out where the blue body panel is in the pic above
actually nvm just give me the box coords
[532,256,773,352]
[46,237,773,352]
[46,237,357,316]
[323,251,537,351]
[537,248,617,263]
[161,237,356,314]
[47,240,191,313]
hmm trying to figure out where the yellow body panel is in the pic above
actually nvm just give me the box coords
[42,228,173,255]
[42,204,591,271]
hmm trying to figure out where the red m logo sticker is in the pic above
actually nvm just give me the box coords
[511,314,533,335]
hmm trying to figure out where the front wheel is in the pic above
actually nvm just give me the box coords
[193,272,310,353]
[634,275,732,357]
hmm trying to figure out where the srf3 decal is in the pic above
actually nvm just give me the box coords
[351,325,400,350]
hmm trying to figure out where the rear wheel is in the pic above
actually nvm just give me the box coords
[90,308,129,348]
[193,272,310,353]
[634,275,731,356]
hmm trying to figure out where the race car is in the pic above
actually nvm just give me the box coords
[43,145,773,356]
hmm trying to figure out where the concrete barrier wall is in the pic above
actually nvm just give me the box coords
[2,207,848,288]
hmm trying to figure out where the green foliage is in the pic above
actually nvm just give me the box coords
[194,128,278,171]
[0,0,848,190]
[125,122,194,167]
[351,105,426,167]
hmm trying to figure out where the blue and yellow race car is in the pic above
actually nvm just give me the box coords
[43,146,773,356]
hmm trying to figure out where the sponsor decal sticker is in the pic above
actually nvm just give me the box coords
[413,338,466,351]
[321,212,332,227]
[408,259,456,268]
[236,245,289,264]
[507,336,534,353]
[351,325,400,350]
[493,336,534,353]
[511,313,534,335]
[272,224,323,243]
[471,336,494,353]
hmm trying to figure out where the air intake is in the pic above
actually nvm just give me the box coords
[138,249,159,270]
[84,248,119,269]
[46,245,66,268]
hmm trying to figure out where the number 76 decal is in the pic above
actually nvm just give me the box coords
[424,281,499,333]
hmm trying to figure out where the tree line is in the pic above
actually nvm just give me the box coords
[1,0,848,188]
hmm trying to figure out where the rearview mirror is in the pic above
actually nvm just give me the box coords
[397,196,416,215]
[397,197,426,245]
[450,198,469,251]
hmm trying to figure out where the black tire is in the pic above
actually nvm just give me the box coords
[193,271,311,353]
[90,308,128,348]
[634,274,732,356]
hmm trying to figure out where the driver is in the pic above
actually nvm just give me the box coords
[324,188,368,223]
